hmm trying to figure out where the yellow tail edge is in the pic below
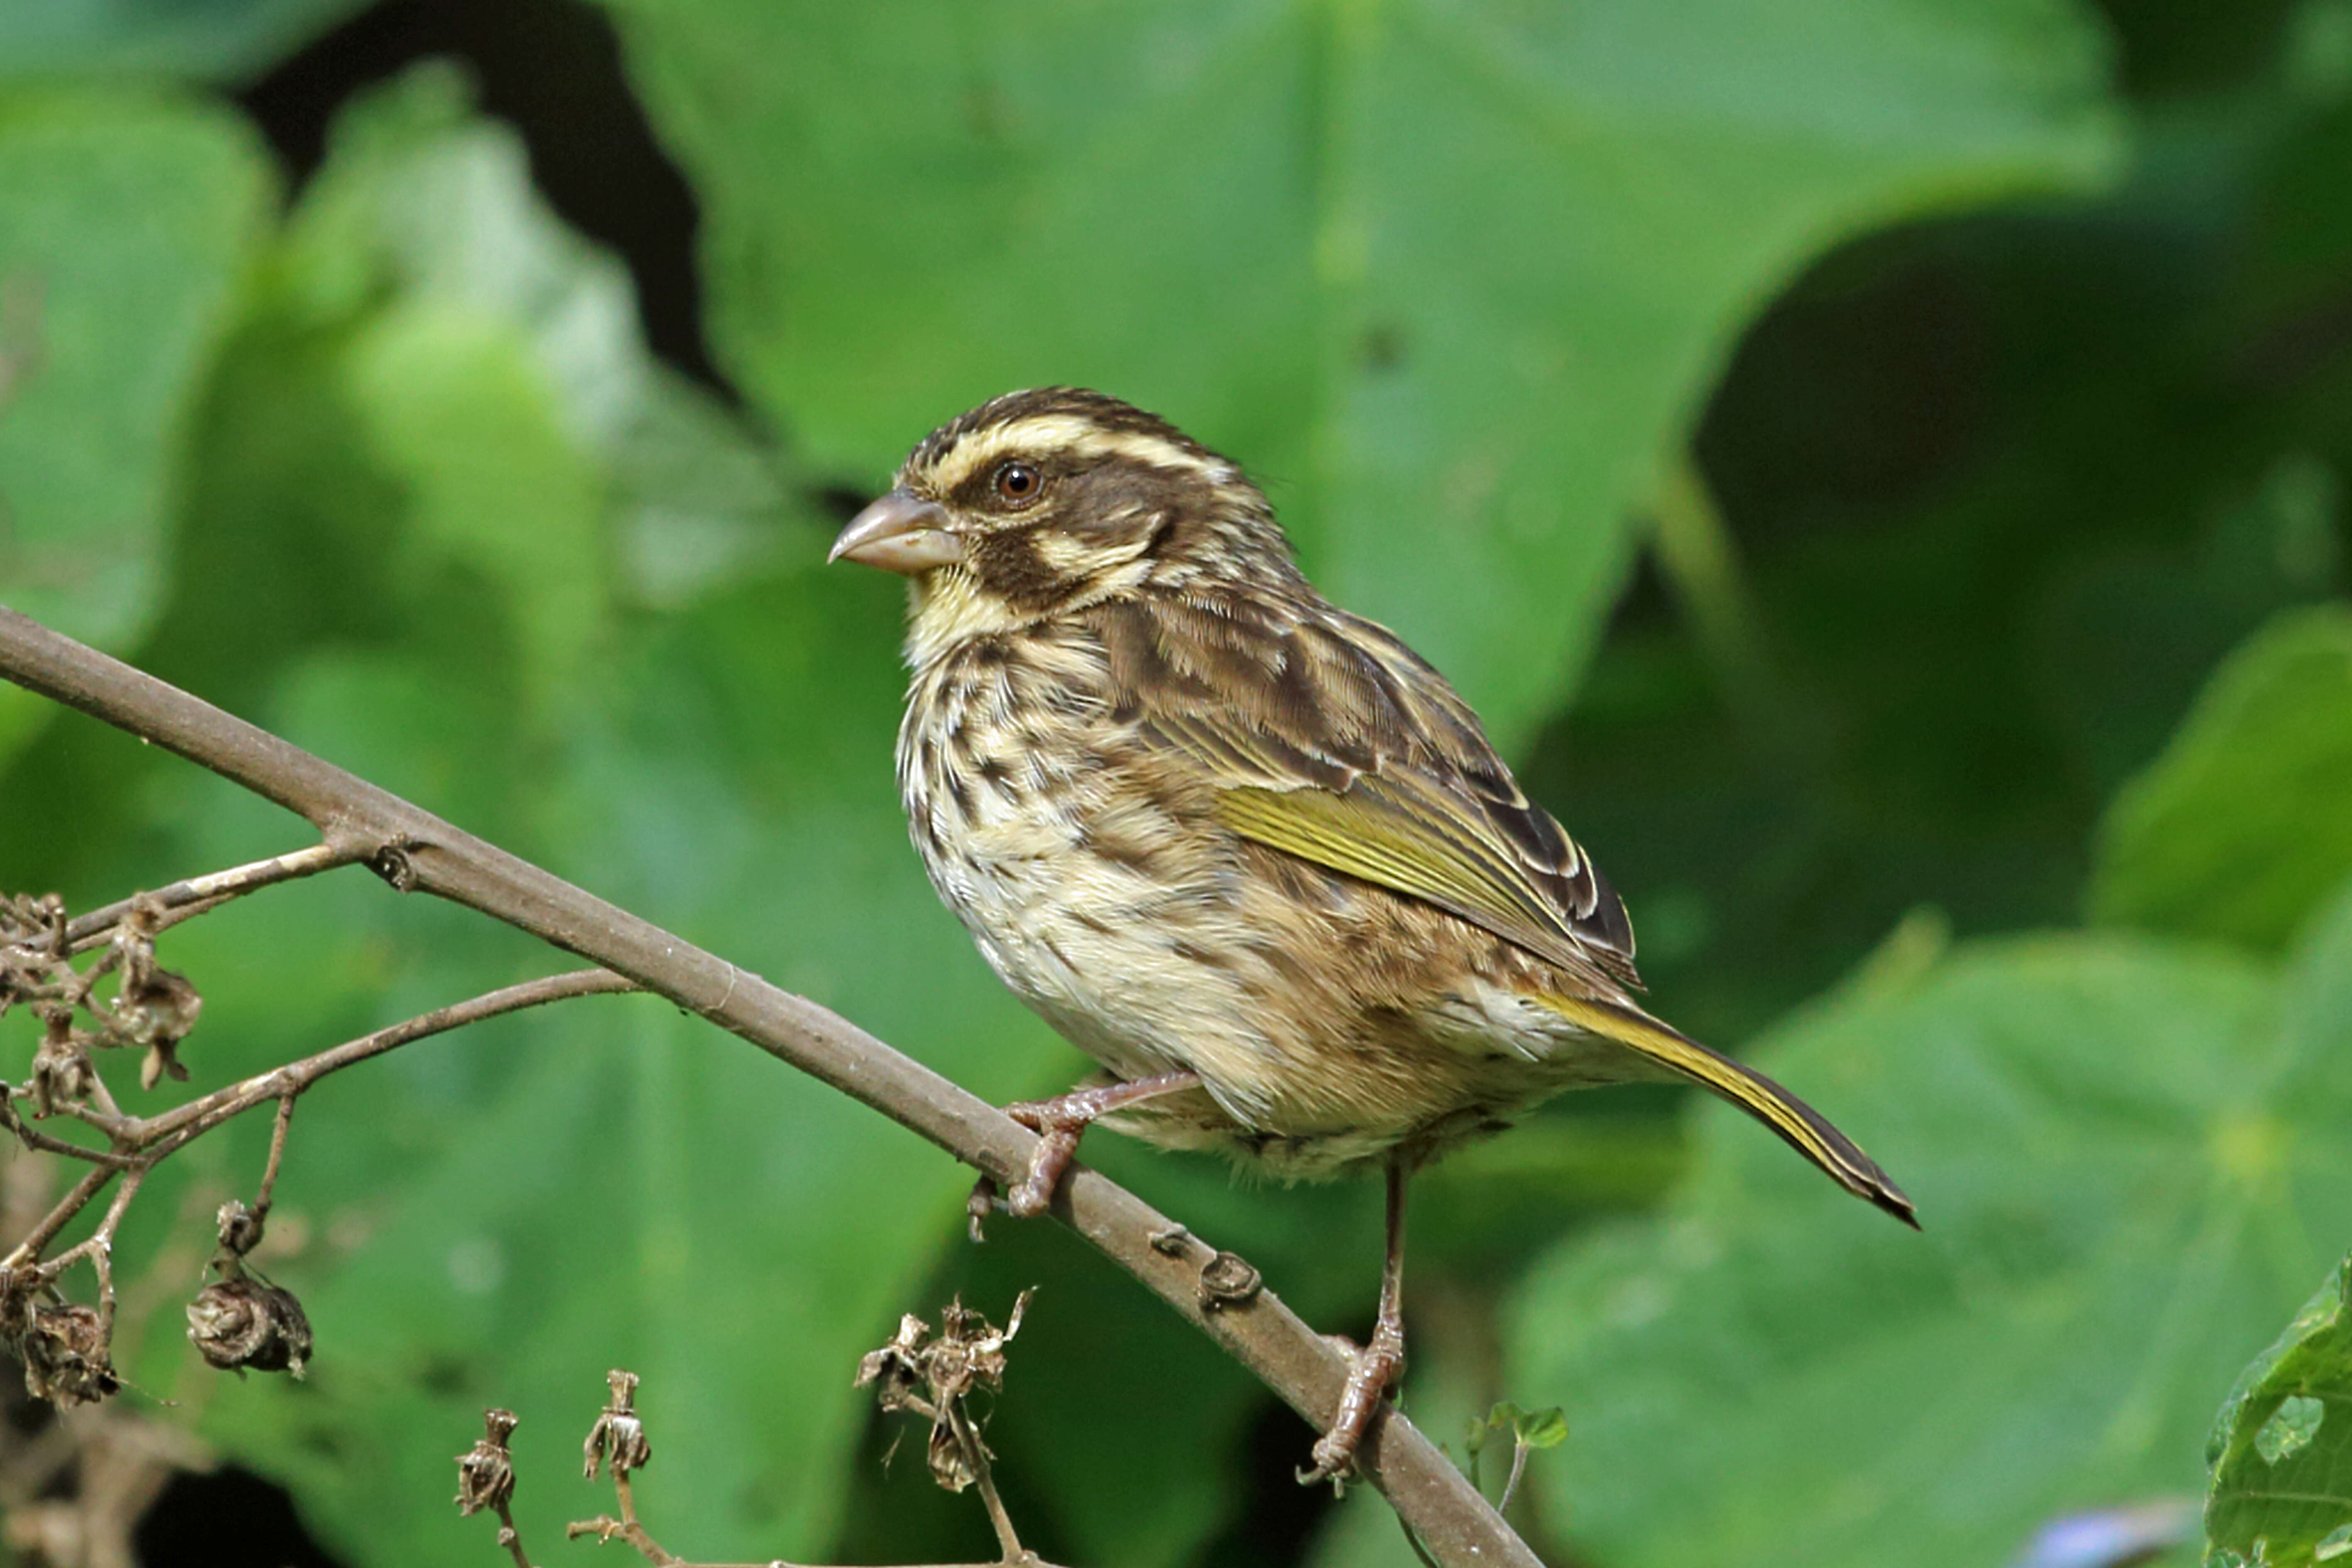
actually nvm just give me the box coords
[1536,992,1918,1228]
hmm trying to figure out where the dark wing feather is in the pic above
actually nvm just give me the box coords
[1087,595,1640,989]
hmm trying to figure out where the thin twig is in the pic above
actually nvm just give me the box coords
[1499,1438,1531,1516]
[565,1513,1055,1568]
[59,942,121,1010]
[253,1095,295,1217]
[946,1400,1024,1563]
[491,1503,535,1568]
[63,842,361,953]
[1,972,634,1273]
[0,606,1538,1568]
[133,969,637,1158]
[86,1166,145,1337]
[570,1547,1042,1568]
[0,1102,139,1169]
[78,1072,126,1129]
[570,1473,688,1566]
[5,1166,117,1270]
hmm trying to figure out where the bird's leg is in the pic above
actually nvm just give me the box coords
[1303,1156,1410,1485]
[980,1069,1204,1223]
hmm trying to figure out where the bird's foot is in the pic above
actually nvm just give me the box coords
[998,1097,1098,1218]
[1297,1318,1406,1487]
[982,1071,1204,1225]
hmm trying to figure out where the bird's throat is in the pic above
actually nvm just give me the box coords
[903,566,1030,670]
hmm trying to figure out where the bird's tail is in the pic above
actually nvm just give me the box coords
[1534,992,1918,1227]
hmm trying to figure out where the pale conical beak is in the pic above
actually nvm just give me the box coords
[828,489,963,574]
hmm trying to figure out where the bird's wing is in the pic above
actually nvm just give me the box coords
[1090,596,1640,988]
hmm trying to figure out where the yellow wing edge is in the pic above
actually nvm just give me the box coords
[1533,992,1918,1227]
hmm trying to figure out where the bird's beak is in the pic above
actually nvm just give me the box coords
[828,489,963,574]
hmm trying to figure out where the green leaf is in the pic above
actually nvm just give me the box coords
[1516,1405,1568,1450]
[2092,605,2352,954]
[1467,1399,1568,1459]
[0,0,367,83]
[1507,885,2352,1568]
[277,64,813,623]
[603,0,2120,747]
[339,303,610,705]
[0,90,271,759]
[2204,1256,2352,1566]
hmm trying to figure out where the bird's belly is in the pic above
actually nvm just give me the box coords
[927,812,1262,1088]
[924,813,1645,1171]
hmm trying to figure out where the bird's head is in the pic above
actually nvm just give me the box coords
[830,388,1300,662]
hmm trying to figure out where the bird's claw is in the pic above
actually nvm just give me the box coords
[1296,1324,1405,1488]
[1297,1435,1357,1490]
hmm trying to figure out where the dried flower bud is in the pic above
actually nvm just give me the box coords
[0,895,66,1010]
[187,1276,312,1377]
[856,1293,1034,1494]
[853,1313,933,1414]
[928,1409,987,1493]
[0,892,63,947]
[19,1301,118,1407]
[122,968,200,1089]
[456,1409,520,1517]
[27,1015,95,1118]
[583,1369,651,1479]
[215,1199,265,1257]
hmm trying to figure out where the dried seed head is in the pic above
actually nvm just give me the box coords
[927,1409,987,1493]
[123,969,201,1089]
[187,1276,313,1377]
[0,892,63,946]
[215,1199,265,1257]
[853,1313,933,1414]
[583,1368,651,1479]
[456,1409,520,1517]
[855,1292,1035,1494]
[20,1301,118,1407]
[0,894,68,1014]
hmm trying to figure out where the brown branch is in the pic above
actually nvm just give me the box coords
[0,606,1539,1568]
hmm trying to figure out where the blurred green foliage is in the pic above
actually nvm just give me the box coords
[0,3,2347,1568]
[2094,606,2352,952]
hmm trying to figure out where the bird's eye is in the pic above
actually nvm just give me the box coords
[992,461,1044,507]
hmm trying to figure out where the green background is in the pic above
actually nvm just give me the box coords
[1,2,2349,1564]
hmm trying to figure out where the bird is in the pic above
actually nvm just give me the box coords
[829,387,1915,1482]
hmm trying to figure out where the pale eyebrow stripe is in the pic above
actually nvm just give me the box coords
[926,416,1236,492]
